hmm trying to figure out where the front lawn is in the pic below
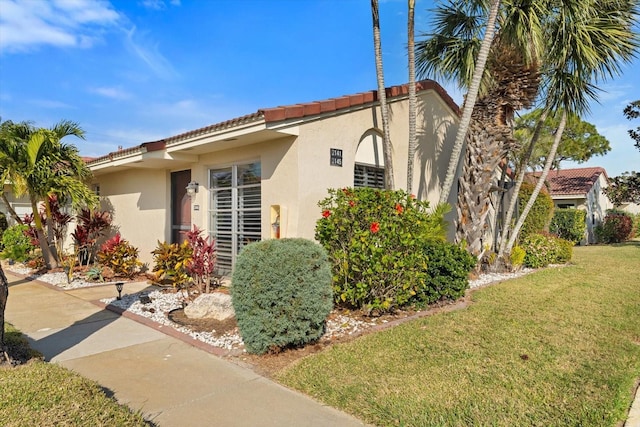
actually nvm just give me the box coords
[278,242,640,426]
[0,323,149,427]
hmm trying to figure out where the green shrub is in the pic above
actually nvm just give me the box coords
[549,209,586,244]
[595,212,634,243]
[518,182,555,239]
[97,233,142,278]
[633,213,640,237]
[231,238,333,355]
[522,232,573,268]
[0,224,35,262]
[316,187,452,312]
[416,240,476,305]
[151,240,193,292]
[509,245,526,270]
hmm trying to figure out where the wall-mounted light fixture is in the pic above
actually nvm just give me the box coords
[186,181,199,197]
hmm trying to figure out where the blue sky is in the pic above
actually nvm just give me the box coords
[0,0,638,177]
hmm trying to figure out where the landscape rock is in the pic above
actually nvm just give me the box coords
[184,292,235,321]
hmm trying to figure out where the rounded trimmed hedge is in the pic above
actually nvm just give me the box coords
[231,238,333,355]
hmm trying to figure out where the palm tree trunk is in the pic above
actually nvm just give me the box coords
[0,262,8,352]
[1,192,23,225]
[505,110,567,254]
[497,107,550,259]
[407,0,417,194]
[43,197,60,264]
[371,0,395,190]
[438,0,501,204]
[30,198,57,270]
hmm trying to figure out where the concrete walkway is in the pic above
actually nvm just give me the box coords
[4,272,367,427]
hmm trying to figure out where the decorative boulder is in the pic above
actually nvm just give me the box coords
[184,292,235,321]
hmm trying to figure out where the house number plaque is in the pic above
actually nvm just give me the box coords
[330,148,343,167]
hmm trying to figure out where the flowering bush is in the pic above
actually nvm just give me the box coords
[316,187,469,313]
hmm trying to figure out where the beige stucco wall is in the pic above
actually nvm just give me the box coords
[91,89,459,266]
[93,168,169,265]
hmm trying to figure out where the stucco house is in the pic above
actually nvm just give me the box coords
[83,80,461,272]
[529,167,612,244]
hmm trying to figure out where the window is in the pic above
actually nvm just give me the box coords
[209,162,261,275]
[354,163,385,188]
[557,203,574,209]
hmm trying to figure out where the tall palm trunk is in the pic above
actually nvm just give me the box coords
[505,110,567,254]
[371,0,395,190]
[43,198,60,264]
[30,198,57,270]
[438,0,501,204]
[497,107,550,259]
[407,0,417,194]
[0,262,8,355]
[1,192,23,224]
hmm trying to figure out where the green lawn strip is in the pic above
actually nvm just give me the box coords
[0,324,149,427]
[278,242,640,426]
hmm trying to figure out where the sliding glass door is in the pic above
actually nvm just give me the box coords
[209,162,261,275]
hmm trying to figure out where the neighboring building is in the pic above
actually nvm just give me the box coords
[86,80,462,271]
[529,167,612,244]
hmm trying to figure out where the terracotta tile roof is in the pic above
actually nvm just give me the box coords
[87,80,458,166]
[528,167,608,196]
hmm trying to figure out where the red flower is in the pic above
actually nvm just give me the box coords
[410,194,416,199]
[322,210,331,218]
[349,200,355,207]
[395,203,404,214]
[370,222,380,233]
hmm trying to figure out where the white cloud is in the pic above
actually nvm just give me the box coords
[28,99,74,109]
[89,86,132,100]
[0,0,120,53]
[139,0,181,10]
[124,26,178,79]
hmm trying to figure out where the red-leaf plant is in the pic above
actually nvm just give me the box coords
[185,226,217,294]
[71,208,112,266]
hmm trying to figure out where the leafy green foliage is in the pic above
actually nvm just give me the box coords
[316,188,468,313]
[518,182,554,240]
[231,238,333,355]
[151,240,193,292]
[624,100,640,151]
[514,109,610,170]
[522,232,573,268]
[602,171,640,205]
[595,211,634,243]
[416,239,476,305]
[97,233,142,279]
[85,266,104,282]
[0,224,35,262]
[509,245,526,270]
[549,209,586,244]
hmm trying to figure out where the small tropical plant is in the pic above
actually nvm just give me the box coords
[185,226,217,293]
[85,266,104,282]
[151,240,193,296]
[509,245,526,271]
[97,233,142,279]
[71,209,112,266]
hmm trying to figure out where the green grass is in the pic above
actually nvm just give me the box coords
[0,324,149,427]
[278,242,640,426]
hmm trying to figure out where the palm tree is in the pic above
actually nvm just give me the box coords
[416,0,541,257]
[502,0,639,255]
[407,0,417,194]
[0,120,97,269]
[416,0,502,205]
[371,0,395,190]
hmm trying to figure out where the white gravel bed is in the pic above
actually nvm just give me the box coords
[7,260,536,352]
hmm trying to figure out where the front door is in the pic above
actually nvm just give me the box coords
[171,170,191,244]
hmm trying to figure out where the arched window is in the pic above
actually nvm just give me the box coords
[354,130,385,189]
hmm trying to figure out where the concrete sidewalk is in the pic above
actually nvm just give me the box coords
[4,272,367,427]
